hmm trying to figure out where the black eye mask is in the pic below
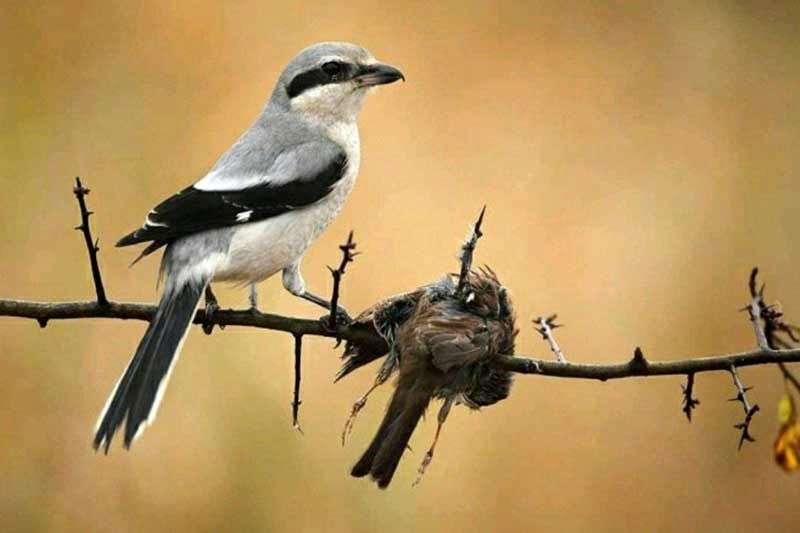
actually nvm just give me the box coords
[287,61,356,98]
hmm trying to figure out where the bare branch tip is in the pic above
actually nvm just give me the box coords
[291,334,303,430]
[680,373,700,422]
[71,177,108,306]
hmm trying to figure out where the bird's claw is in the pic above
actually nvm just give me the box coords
[202,301,219,335]
[319,306,352,329]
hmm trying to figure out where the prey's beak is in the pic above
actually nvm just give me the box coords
[356,63,405,87]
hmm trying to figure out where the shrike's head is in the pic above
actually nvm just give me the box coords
[271,42,404,123]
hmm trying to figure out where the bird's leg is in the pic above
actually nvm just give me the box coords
[413,397,454,487]
[342,379,382,446]
[248,283,259,312]
[282,263,350,324]
[202,285,220,335]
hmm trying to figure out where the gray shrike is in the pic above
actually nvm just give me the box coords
[93,42,404,451]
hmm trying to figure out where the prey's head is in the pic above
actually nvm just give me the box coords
[272,42,404,122]
[459,267,515,325]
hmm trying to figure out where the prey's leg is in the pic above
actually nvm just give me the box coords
[202,285,220,335]
[413,397,454,487]
[342,348,400,445]
[342,380,381,446]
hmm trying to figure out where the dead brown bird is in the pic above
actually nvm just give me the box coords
[340,267,517,488]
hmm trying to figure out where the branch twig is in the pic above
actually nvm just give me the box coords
[291,334,304,433]
[73,177,108,306]
[327,231,357,330]
[534,314,566,363]
[456,206,486,294]
[728,365,759,450]
[494,347,800,378]
[681,373,700,421]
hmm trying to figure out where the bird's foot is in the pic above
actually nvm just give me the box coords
[202,287,220,335]
[319,306,353,330]
[202,301,219,335]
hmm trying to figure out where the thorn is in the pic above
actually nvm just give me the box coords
[37,318,48,328]
[475,205,486,236]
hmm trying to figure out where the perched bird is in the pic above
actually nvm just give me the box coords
[343,268,517,488]
[93,42,404,451]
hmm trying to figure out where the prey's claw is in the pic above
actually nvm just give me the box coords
[412,450,435,487]
[341,396,368,446]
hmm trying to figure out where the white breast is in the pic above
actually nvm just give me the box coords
[213,121,360,285]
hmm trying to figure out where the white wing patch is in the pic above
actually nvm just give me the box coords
[236,210,253,222]
[194,150,302,191]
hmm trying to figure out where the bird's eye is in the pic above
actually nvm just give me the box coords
[321,61,343,78]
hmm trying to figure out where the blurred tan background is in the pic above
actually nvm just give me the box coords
[2,1,799,531]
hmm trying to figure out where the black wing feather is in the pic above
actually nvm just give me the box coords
[117,151,348,254]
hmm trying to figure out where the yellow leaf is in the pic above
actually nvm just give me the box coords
[775,422,800,471]
[778,393,795,425]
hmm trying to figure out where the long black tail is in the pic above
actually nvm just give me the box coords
[351,379,431,488]
[93,279,205,452]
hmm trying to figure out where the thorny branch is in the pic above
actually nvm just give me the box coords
[291,334,304,433]
[2,180,800,451]
[456,205,485,294]
[745,267,771,351]
[728,365,759,449]
[681,373,700,421]
[327,230,358,330]
[73,177,108,307]
[736,266,800,447]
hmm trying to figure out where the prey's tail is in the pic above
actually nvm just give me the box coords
[93,278,206,452]
[351,379,431,488]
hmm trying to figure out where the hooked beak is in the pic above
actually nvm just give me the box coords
[355,63,405,87]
